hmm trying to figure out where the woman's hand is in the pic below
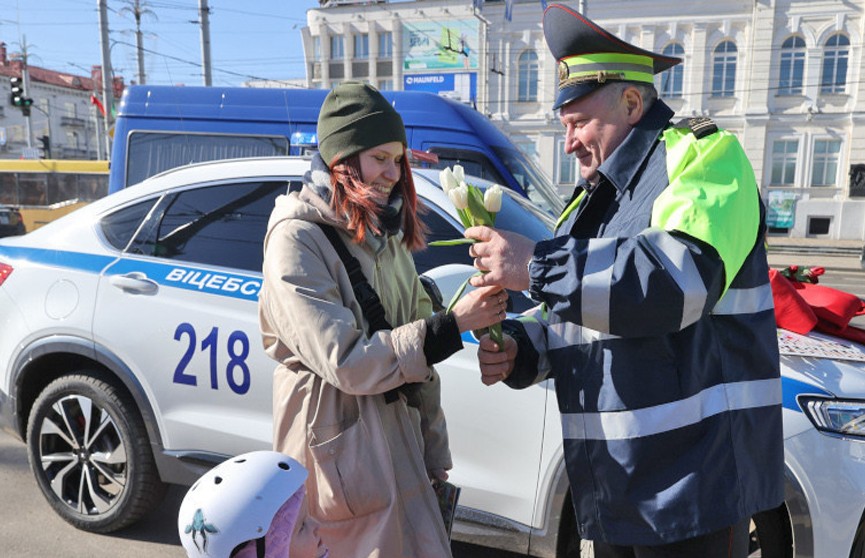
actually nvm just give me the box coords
[450,285,508,334]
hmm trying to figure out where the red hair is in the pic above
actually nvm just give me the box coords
[329,148,427,251]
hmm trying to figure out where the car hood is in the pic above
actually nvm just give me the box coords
[780,329,865,398]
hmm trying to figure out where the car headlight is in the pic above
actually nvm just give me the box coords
[799,396,865,437]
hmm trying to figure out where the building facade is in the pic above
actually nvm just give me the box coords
[0,42,123,161]
[303,0,865,241]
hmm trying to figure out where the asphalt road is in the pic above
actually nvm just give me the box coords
[0,429,520,558]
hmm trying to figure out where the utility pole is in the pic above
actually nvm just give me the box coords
[579,0,587,15]
[120,0,156,85]
[199,0,212,86]
[20,36,33,148]
[98,0,114,158]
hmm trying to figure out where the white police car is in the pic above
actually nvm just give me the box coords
[0,157,863,558]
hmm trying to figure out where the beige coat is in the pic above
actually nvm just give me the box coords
[259,177,453,558]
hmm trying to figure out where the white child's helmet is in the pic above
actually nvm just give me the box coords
[177,451,307,558]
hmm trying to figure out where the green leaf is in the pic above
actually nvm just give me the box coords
[466,188,492,226]
[428,238,476,247]
[445,271,482,313]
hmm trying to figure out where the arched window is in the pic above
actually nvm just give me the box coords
[779,36,805,95]
[821,34,849,94]
[518,50,539,102]
[659,43,684,98]
[711,41,737,97]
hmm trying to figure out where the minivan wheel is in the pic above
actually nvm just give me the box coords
[25,372,167,533]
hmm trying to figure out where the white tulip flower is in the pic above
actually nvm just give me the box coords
[452,164,466,183]
[484,184,503,213]
[439,167,459,194]
[448,184,469,210]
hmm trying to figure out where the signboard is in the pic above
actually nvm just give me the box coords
[22,147,41,160]
[766,190,798,229]
[403,72,477,105]
[403,19,479,71]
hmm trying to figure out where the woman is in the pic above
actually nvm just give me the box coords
[259,82,506,558]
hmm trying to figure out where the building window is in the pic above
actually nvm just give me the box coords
[517,50,539,102]
[354,33,369,60]
[811,139,841,187]
[379,32,393,57]
[330,35,344,60]
[779,36,805,95]
[659,43,684,98]
[711,41,737,97]
[557,138,576,185]
[821,34,849,94]
[771,140,799,185]
[378,79,393,90]
[312,36,321,60]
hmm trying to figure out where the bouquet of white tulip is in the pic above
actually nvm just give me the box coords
[429,164,505,348]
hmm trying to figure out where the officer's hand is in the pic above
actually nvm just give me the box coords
[477,333,517,386]
[464,226,535,292]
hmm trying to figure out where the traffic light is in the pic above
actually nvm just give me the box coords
[9,77,24,106]
[9,76,33,116]
[38,135,50,158]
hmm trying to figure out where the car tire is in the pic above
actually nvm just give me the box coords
[752,505,794,558]
[25,371,167,533]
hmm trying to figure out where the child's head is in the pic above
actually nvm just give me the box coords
[285,497,328,558]
[178,451,321,558]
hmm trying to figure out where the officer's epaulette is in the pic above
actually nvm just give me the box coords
[674,116,718,139]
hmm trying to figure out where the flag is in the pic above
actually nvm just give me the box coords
[472,0,484,10]
[90,94,106,117]
[504,0,513,21]
[540,0,548,9]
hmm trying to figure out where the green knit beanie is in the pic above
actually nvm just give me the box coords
[317,82,407,168]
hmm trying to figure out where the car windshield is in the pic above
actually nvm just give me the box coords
[492,145,565,217]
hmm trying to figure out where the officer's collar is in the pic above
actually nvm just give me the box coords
[585,99,675,194]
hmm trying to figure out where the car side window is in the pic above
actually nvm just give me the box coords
[143,181,296,272]
[100,199,158,250]
[415,208,472,275]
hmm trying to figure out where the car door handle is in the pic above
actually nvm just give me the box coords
[109,272,159,295]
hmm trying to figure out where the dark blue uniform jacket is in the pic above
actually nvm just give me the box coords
[506,99,784,545]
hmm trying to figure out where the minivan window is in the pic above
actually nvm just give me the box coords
[492,145,565,216]
[424,147,506,186]
[126,132,289,188]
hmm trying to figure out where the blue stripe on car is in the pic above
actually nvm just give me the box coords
[782,375,830,412]
[0,246,261,302]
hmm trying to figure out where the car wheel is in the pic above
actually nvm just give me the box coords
[751,505,794,558]
[25,372,167,533]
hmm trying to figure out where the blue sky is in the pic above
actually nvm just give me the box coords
[0,0,320,86]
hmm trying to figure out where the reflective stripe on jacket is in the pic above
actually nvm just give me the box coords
[508,99,784,545]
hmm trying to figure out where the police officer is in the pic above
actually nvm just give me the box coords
[466,4,784,557]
